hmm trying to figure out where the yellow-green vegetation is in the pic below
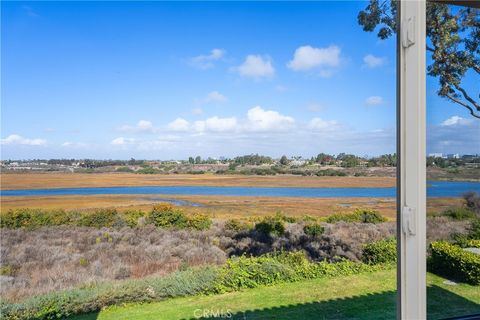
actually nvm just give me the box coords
[70,271,480,320]
[324,208,388,224]
[303,223,325,238]
[362,238,397,265]
[429,241,480,285]
[224,219,252,232]
[0,206,212,230]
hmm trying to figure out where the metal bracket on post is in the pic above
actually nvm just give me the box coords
[402,17,416,48]
[402,206,416,236]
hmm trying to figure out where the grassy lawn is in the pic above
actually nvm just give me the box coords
[72,270,479,320]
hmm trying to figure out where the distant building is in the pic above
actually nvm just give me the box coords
[428,153,444,158]
[446,154,460,159]
[290,159,306,166]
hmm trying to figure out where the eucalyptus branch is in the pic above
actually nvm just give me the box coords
[453,84,480,111]
[446,93,480,119]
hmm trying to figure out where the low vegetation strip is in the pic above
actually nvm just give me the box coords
[71,271,480,320]
[0,252,394,320]
[0,205,212,230]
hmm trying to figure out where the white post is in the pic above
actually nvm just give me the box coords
[398,0,427,319]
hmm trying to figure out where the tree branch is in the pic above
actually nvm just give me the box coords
[446,93,480,119]
[453,84,480,111]
[473,64,480,75]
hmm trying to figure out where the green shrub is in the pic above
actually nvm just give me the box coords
[255,216,285,236]
[224,219,251,232]
[468,218,480,239]
[325,209,387,224]
[135,167,160,174]
[211,251,392,294]
[303,223,325,238]
[456,239,480,248]
[115,166,133,173]
[120,210,146,228]
[429,241,480,285]
[274,212,297,223]
[443,207,476,220]
[315,169,347,177]
[147,204,189,229]
[0,209,34,229]
[187,213,212,230]
[0,265,16,276]
[362,238,397,264]
[187,170,205,175]
[0,209,71,229]
[79,258,89,267]
[78,209,118,228]
[0,206,213,231]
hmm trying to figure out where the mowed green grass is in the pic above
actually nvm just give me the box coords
[72,270,479,320]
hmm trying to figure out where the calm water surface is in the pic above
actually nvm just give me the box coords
[1,181,478,198]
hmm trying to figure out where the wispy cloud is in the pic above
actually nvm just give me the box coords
[189,49,225,70]
[308,118,339,131]
[191,107,203,115]
[167,118,190,132]
[365,96,384,106]
[118,120,157,133]
[363,54,386,68]
[306,103,323,113]
[204,91,227,103]
[22,5,39,17]
[428,116,479,154]
[233,55,275,79]
[441,116,473,127]
[1,134,46,146]
[111,137,136,145]
[61,141,89,148]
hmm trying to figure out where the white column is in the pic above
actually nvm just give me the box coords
[398,0,427,319]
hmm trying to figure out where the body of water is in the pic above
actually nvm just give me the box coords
[1,181,478,198]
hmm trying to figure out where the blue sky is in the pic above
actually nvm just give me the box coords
[1,1,478,160]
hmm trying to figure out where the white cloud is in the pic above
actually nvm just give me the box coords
[190,49,225,69]
[168,118,190,132]
[192,107,203,115]
[1,134,46,146]
[22,5,39,17]
[61,141,88,148]
[194,116,238,132]
[307,103,323,113]
[287,45,341,75]
[166,107,294,134]
[137,120,154,131]
[441,116,473,126]
[365,96,384,106]
[363,54,386,68]
[118,120,157,133]
[111,137,135,145]
[246,106,294,131]
[428,117,479,154]
[274,85,288,92]
[204,91,227,103]
[308,118,338,131]
[234,55,275,79]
